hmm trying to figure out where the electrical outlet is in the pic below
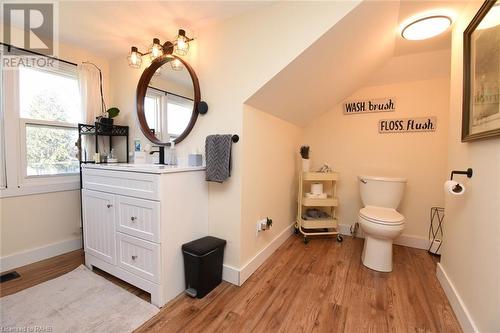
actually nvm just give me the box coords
[256,217,273,235]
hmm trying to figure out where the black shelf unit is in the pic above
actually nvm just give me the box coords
[78,122,130,162]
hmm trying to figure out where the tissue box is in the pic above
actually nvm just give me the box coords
[188,154,203,167]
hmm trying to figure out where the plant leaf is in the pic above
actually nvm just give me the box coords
[107,107,120,118]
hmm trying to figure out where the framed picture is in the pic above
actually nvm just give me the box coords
[462,0,500,141]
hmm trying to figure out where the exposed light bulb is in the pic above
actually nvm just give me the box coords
[149,38,163,60]
[174,29,190,56]
[401,15,452,40]
[170,58,183,71]
[127,46,142,68]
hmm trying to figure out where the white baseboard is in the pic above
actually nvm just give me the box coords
[394,234,429,250]
[338,223,429,250]
[222,264,240,285]
[222,223,294,287]
[436,263,478,333]
[0,237,82,273]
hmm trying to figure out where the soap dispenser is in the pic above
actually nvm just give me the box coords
[167,139,177,165]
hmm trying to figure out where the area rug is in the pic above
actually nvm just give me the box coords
[0,265,159,332]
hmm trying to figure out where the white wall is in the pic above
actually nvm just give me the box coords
[241,105,301,265]
[302,52,451,244]
[110,1,360,269]
[439,1,500,331]
[0,31,110,269]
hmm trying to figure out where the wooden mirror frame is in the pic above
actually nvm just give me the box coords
[136,54,200,145]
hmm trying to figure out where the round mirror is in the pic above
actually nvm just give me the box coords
[137,55,200,145]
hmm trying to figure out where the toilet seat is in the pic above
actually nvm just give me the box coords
[359,206,404,226]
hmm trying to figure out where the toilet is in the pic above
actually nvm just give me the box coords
[358,175,407,272]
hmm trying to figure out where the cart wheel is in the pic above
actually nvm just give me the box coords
[336,235,343,243]
[294,224,299,234]
[303,237,309,244]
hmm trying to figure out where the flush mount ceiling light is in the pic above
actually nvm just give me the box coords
[127,29,193,69]
[401,15,452,40]
[477,2,500,30]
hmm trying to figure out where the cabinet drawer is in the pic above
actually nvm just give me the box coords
[82,168,160,200]
[117,233,160,283]
[116,195,160,242]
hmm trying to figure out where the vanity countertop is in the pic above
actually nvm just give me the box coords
[82,163,205,174]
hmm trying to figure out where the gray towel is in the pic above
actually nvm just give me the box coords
[205,134,233,183]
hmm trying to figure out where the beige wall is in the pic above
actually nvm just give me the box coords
[303,74,450,241]
[110,1,360,268]
[440,1,500,331]
[241,105,302,265]
[0,191,81,256]
[0,33,110,260]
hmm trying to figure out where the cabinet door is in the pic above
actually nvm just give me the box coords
[82,189,116,264]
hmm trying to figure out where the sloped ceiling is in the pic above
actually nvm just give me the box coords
[245,1,400,126]
[245,0,468,127]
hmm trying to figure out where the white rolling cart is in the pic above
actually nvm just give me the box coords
[295,172,343,244]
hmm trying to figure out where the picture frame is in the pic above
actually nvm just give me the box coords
[462,0,500,142]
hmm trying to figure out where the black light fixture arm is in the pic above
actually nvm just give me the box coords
[130,32,194,58]
[450,168,473,180]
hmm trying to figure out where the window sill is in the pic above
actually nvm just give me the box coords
[0,178,80,198]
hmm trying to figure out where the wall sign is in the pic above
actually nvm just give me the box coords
[343,97,396,115]
[379,117,437,133]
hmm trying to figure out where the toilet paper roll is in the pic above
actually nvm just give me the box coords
[311,183,324,195]
[444,180,465,195]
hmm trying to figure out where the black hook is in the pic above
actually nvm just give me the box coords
[450,168,473,180]
[231,135,239,143]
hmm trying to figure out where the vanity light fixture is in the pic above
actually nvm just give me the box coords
[127,46,142,68]
[127,29,193,69]
[149,38,164,60]
[174,29,190,56]
[170,58,183,71]
[401,15,452,40]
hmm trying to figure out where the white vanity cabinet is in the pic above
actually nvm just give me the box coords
[81,164,208,307]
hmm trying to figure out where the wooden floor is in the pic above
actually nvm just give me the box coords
[0,236,461,333]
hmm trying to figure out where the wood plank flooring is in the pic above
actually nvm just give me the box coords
[0,235,461,332]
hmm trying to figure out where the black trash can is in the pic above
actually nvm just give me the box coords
[182,236,226,298]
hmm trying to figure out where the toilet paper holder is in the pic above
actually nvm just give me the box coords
[450,168,473,180]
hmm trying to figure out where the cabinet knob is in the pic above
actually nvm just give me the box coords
[132,255,138,260]
[131,216,137,221]
[106,204,113,208]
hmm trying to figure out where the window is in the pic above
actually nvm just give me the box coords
[145,91,163,138]
[144,87,193,142]
[19,66,81,177]
[1,61,81,197]
[166,95,193,137]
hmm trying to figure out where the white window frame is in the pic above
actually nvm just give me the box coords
[0,63,81,198]
[166,93,193,138]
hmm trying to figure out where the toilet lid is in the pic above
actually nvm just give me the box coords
[359,206,404,225]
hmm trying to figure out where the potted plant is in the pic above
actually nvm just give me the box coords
[97,107,120,133]
[300,145,310,172]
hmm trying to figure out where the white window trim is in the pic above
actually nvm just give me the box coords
[146,89,165,140]
[0,64,80,198]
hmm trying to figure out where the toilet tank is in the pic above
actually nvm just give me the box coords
[358,175,407,209]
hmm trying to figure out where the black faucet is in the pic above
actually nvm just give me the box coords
[150,146,165,164]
